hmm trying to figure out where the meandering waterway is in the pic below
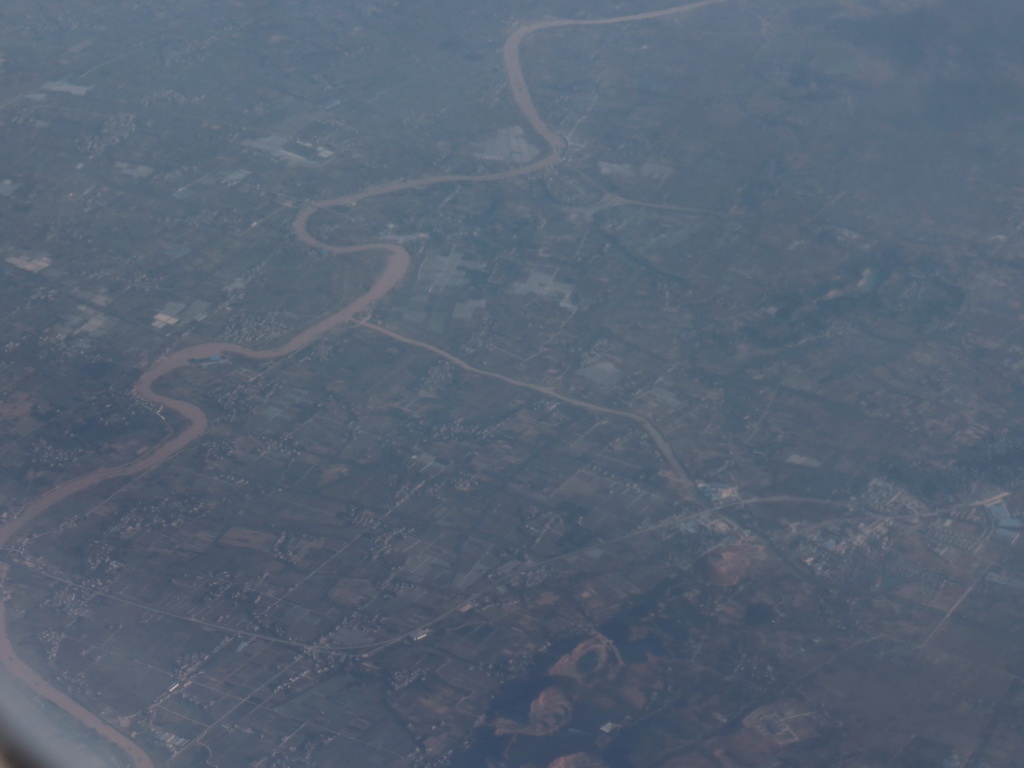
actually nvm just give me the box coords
[0,3,726,764]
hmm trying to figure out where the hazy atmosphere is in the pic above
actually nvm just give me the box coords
[2,1,1024,767]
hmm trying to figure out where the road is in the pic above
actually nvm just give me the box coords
[362,322,696,496]
[0,2,728,765]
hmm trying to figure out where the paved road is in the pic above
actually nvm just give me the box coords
[362,322,696,496]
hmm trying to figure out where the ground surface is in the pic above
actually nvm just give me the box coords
[3,1,1024,767]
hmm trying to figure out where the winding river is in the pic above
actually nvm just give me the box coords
[0,2,726,765]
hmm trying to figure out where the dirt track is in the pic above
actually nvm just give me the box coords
[0,3,725,764]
